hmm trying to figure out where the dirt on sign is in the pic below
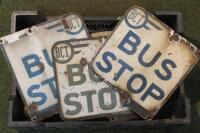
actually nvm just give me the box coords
[0,13,89,121]
[92,6,200,119]
[52,38,137,120]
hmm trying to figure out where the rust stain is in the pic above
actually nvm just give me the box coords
[64,71,67,75]
[25,103,39,121]
[119,91,131,102]
[179,37,200,59]
[169,32,179,42]
[80,57,88,66]
[193,49,200,59]
[180,38,186,44]
[38,62,45,70]
[169,31,200,59]
[168,52,172,56]
[26,103,38,112]
[61,18,69,29]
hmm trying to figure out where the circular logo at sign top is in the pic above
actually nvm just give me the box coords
[125,7,148,29]
[62,15,84,35]
[52,41,74,64]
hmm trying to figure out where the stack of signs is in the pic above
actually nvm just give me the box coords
[0,6,199,121]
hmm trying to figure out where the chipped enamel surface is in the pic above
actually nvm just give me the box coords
[92,6,200,119]
[0,13,89,121]
[52,38,133,120]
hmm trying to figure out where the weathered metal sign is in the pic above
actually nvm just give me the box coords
[0,13,89,121]
[91,31,112,38]
[92,6,200,119]
[52,38,133,120]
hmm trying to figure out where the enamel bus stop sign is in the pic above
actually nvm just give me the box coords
[92,6,200,119]
[0,13,89,121]
[52,38,134,120]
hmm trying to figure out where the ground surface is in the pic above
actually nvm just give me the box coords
[0,0,200,133]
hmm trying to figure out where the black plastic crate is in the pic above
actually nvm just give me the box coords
[7,11,190,129]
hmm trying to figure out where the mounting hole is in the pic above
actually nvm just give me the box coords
[111,117,117,121]
[173,33,179,41]
[28,28,33,33]
[31,116,37,121]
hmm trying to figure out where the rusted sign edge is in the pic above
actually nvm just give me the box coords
[91,6,200,119]
[52,37,129,121]
[0,13,89,121]
[51,37,137,121]
[0,12,89,45]
[37,12,90,37]
[0,32,60,121]
[125,34,200,119]
[1,42,59,121]
[52,37,104,121]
